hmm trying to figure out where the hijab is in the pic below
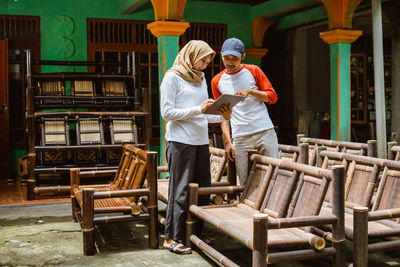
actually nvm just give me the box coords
[168,40,215,84]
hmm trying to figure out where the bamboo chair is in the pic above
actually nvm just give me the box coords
[102,80,128,104]
[75,116,105,165]
[157,147,233,207]
[278,143,309,164]
[187,155,346,267]
[36,80,65,104]
[298,135,377,165]
[71,80,95,104]
[39,117,70,166]
[315,154,400,266]
[107,117,138,164]
[70,144,158,255]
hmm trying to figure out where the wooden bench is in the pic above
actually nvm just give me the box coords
[187,154,346,267]
[70,144,158,255]
[157,147,236,204]
[298,134,377,165]
[315,151,400,266]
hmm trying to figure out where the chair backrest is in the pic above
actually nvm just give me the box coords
[278,144,299,162]
[110,117,138,144]
[41,117,69,145]
[239,156,275,211]
[261,167,299,218]
[72,80,95,96]
[76,117,104,145]
[300,137,368,165]
[320,151,381,208]
[37,80,64,96]
[103,80,126,96]
[288,173,330,217]
[250,155,332,218]
[209,147,227,183]
[110,144,148,192]
[372,159,400,211]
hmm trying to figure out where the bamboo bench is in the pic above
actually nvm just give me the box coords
[187,154,346,267]
[315,150,400,266]
[70,144,158,255]
[157,146,236,205]
[297,134,377,165]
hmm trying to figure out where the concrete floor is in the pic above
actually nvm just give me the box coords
[0,201,399,267]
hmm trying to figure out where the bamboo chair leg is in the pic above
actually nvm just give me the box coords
[147,151,159,249]
[253,214,268,267]
[186,183,199,247]
[353,206,369,267]
[331,166,346,267]
[70,168,80,222]
[27,153,36,200]
[82,188,95,256]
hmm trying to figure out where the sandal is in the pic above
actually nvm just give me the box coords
[168,241,192,255]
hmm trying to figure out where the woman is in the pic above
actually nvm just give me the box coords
[160,40,231,255]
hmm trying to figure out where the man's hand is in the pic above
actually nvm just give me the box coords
[218,104,232,120]
[225,142,235,162]
[234,88,253,99]
[200,99,215,113]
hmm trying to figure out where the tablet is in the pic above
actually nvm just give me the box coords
[204,94,244,115]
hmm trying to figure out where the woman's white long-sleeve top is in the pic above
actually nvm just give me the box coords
[160,72,224,145]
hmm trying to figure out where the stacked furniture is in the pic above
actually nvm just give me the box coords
[26,51,150,200]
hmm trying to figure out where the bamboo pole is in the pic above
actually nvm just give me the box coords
[147,151,159,249]
[387,141,397,160]
[82,188,95,255]
[186,183,199,247]
[190,235,240,267]
[331,165,346,266]
[299,143,309,165]
[253,214,268,267]
[70,168,80,222]
[367,140,377,157]
[353,206,369,267]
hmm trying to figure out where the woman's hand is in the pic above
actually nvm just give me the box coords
[201,99,215,113]
[218,104,232,120]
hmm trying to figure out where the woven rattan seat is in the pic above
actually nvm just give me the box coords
[37,80,65,104]
[70,144,158,255]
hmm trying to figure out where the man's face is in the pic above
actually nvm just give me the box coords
[222,54,244,73]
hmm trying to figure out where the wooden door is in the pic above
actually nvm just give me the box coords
[0,40,10,178]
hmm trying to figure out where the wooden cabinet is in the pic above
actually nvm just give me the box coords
[25,52,150,199]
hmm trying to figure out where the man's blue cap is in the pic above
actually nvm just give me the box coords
[221,38,245,58]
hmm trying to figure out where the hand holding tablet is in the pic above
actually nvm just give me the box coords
[203,94,244,115]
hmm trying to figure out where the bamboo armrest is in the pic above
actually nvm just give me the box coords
[93,188,150,199]
[267,215,337,229]
[157,166,168,173]
[197,185,244,196]
[367,208,400,222]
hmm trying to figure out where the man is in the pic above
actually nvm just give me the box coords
[211,37,279,186]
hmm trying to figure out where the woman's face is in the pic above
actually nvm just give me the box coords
[193,54,212,71]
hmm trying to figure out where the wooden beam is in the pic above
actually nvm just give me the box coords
[121,0,150,15]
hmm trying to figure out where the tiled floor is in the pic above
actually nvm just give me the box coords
[0,179,69,206]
